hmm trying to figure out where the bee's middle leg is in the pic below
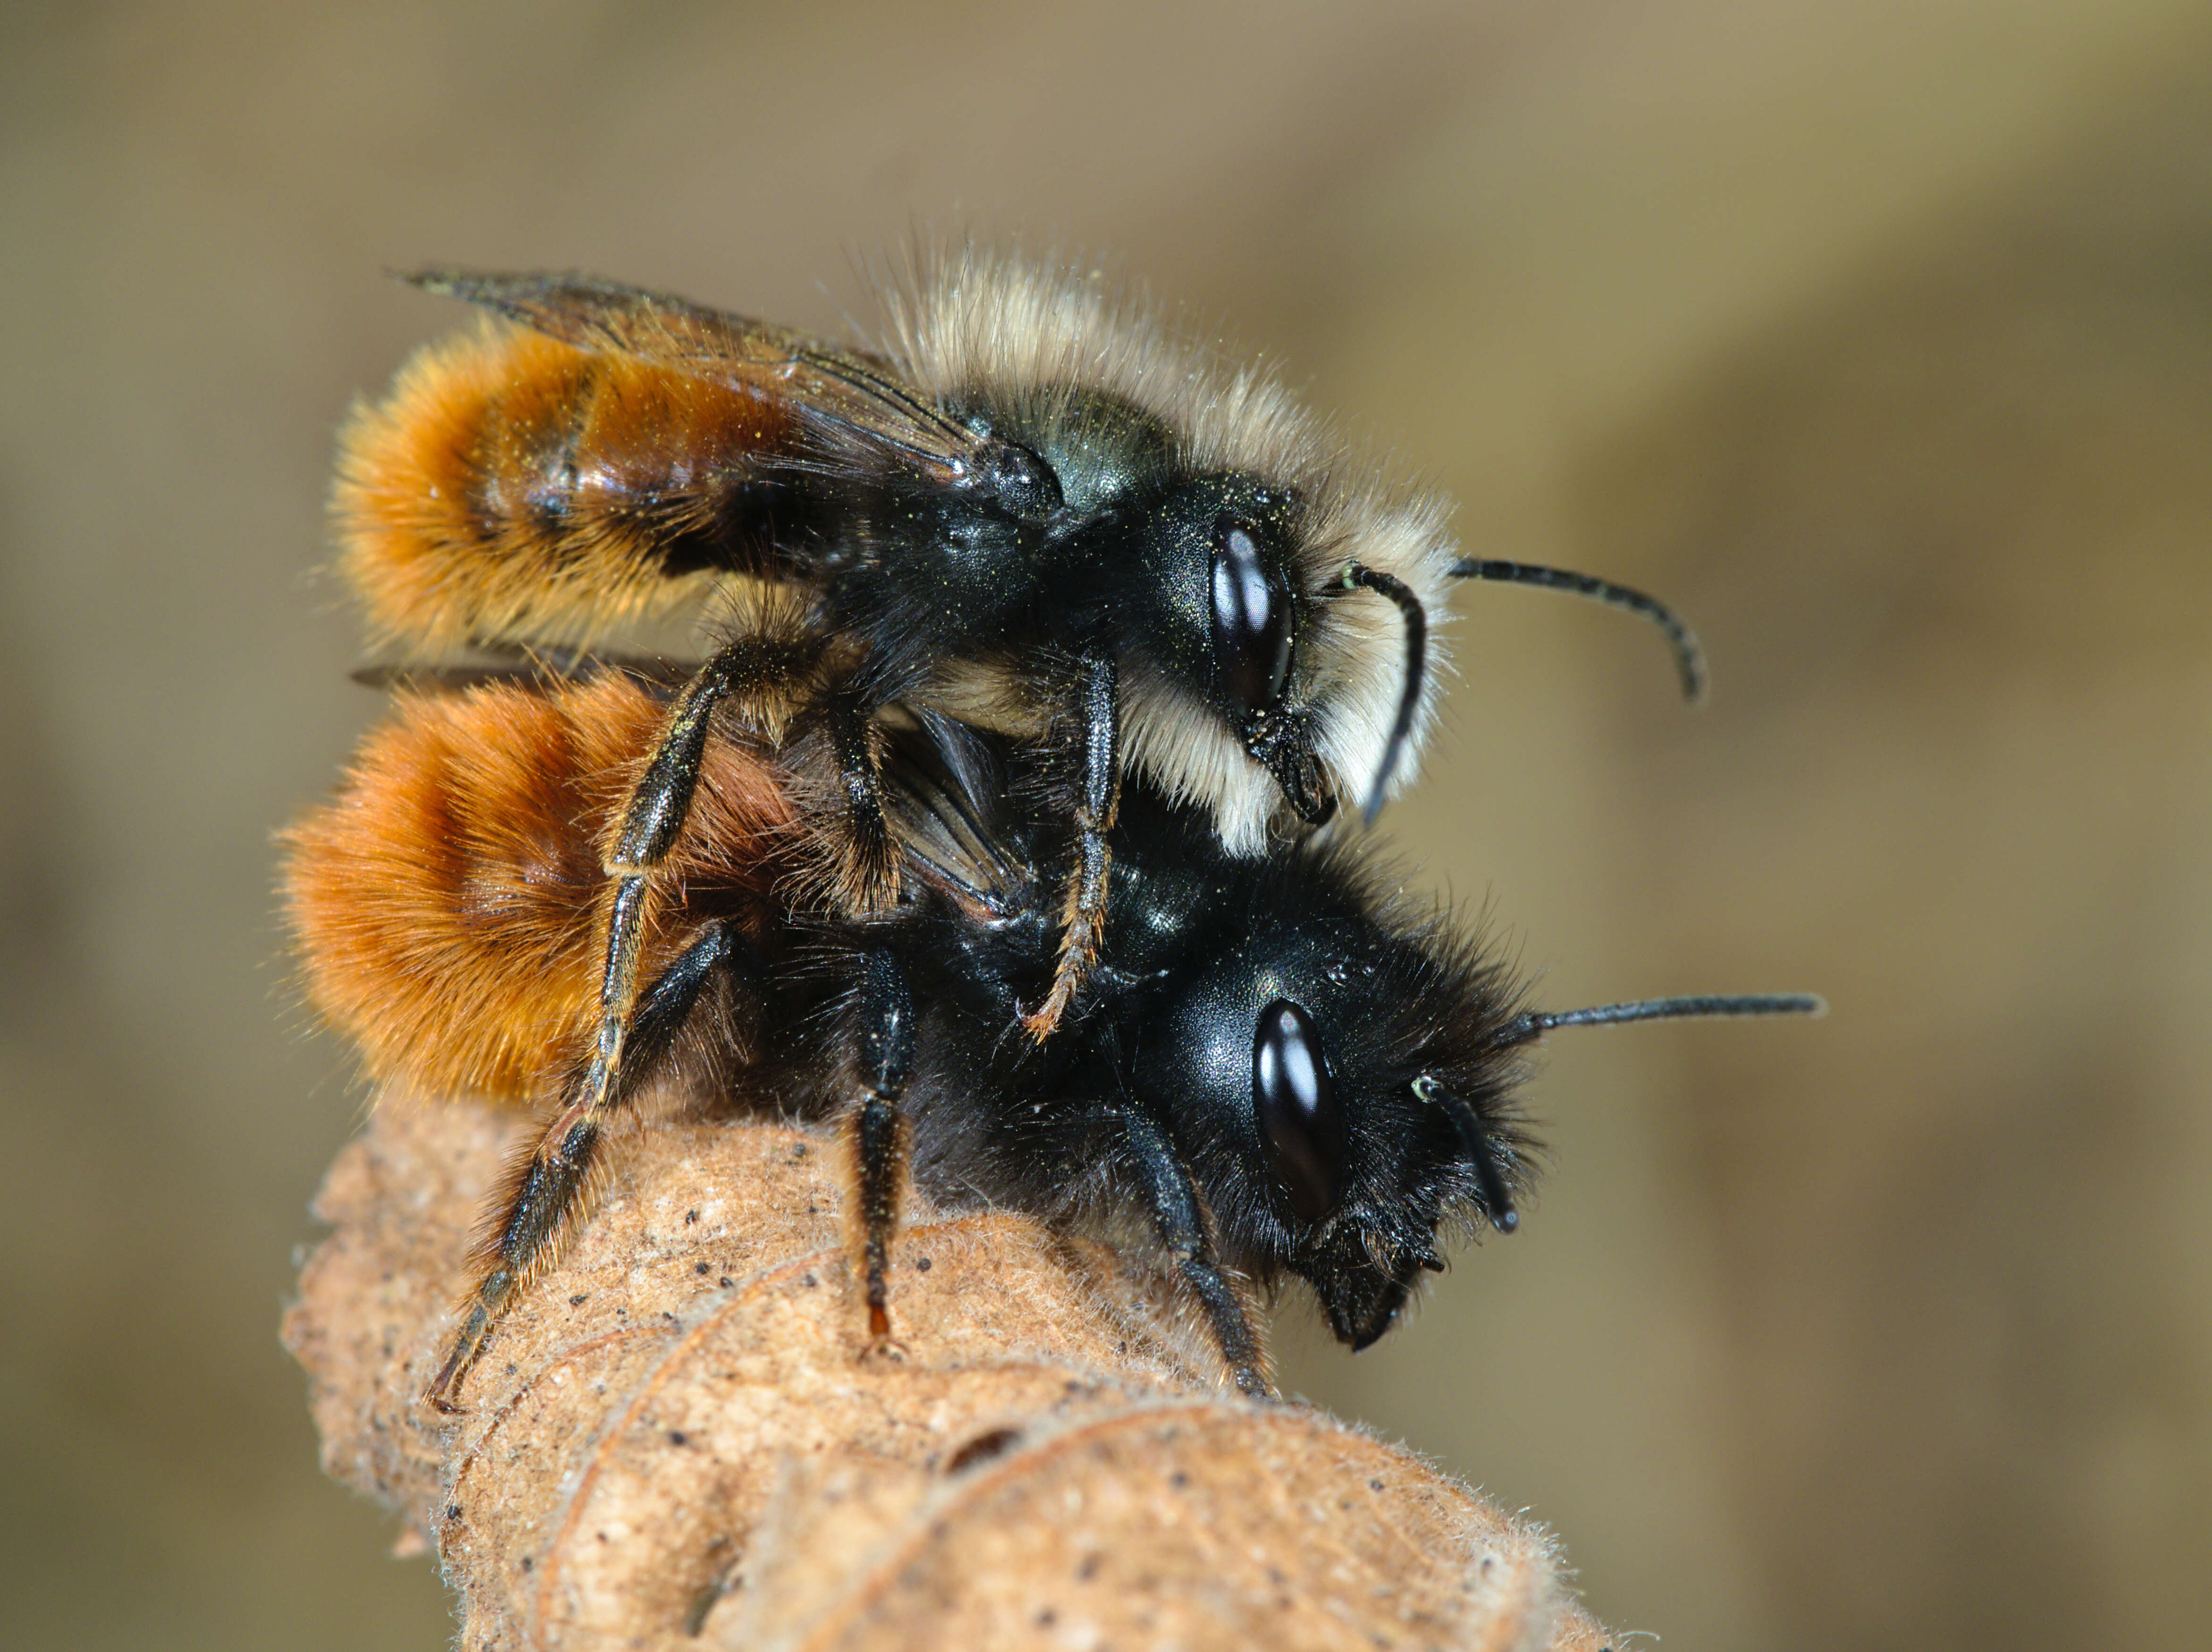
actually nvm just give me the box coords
[814,685,903,915]
[1024,651,1120,1040]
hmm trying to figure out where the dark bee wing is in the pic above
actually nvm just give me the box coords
[880,714,1039,923]
[351,648,695,696]
[404,269,981,482]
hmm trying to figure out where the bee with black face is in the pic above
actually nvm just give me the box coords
[334,250,1707,1040]
[284,660,1814,1406]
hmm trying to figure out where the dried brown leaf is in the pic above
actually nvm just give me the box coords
[284,1097,1615,1651]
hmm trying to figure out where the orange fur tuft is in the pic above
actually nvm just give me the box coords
[332,322,804,650]
[282,673,797,1103]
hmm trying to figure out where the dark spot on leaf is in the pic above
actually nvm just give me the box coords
[944,1427,1023,1474]
[685,1571,736,1638]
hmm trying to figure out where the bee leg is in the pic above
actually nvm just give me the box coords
[424,920,749,1412]
[427,631,801,1413]
[844,949,915,1351]
[613,629,822,877]
[1115,1108,1273,1400]
[822,685,901,914]
[1023,652,1119,1040]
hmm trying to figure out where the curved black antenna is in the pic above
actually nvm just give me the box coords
[1450,558,1708,703]
[1411,1074,1519,1233]
[1340,562,1428,827]
[1492,992,1825,1051]
[1419,994,1821,1233]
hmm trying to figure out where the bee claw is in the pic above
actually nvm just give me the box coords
[858,1334,911,1366]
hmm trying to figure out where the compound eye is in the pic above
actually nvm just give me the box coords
[1254,999,1342,1226]
[1210,519,1293,714]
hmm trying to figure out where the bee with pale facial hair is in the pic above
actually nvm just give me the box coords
[334,249,1709,1050]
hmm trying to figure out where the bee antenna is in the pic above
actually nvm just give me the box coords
[1411,1075,1518,1233]
[1491,992,1825,1050]
[1449,558,1709,703]
[1340,563,1428,827]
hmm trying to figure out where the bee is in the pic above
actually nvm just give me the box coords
[333,250,1709,1039]
[283,646,1815,1408]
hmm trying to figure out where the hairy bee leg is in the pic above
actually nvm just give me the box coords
[614,632,823,874]
[424,921,747,1412]
[1023,652,1120,1040]
[823,686,901,914]
[844,949,915,1346]
[1116,1108,1273,1400]
[428,627,813,1413]
[584,633,827,1124]
[585,631,826,1133]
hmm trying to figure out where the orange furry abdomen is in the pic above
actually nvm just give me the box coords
[332,323,803,649]
[282,673,796,1104]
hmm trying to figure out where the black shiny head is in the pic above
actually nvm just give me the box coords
[1121,839,1532,1351]
[876,717,1822,1380]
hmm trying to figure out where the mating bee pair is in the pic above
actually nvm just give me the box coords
[284,251,1815,1409]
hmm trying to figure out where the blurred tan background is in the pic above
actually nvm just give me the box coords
[4,2,2209,1647]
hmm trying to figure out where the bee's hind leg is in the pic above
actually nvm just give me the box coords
[422,918,754,1411]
